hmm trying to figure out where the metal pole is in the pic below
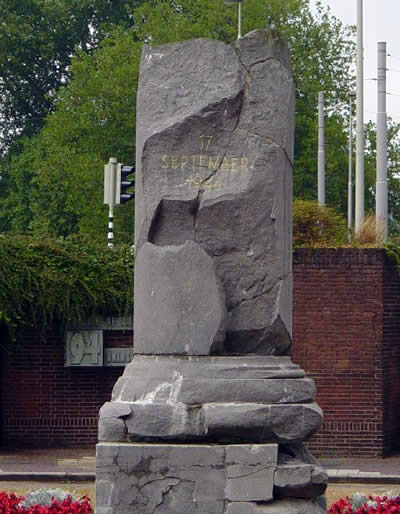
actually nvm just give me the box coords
[348,92,356,240]
[355,0,365,233]
[108,204,114,249]
[318,91,325,206]
[376,41,388,242]
[237,1,242,39]
[107,157,117,249]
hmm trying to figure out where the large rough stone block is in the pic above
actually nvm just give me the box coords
[134,30,294,357]
[134,241,227,355]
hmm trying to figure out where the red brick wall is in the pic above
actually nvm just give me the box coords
[292,248,400,457]
[0,328,132,448]
[1,248,400,455]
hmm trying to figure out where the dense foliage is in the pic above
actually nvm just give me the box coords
[0,30,140,242]
[0,235,133,343]
[0,0,143,153]
[0,0,358,242]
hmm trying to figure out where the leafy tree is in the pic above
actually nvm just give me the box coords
[0,0,143,154]
[1,29,141,242]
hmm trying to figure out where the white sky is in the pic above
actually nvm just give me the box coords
[310,0,400,123]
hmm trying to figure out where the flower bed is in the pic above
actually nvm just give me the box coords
[329,492,400,513]
[0,489,93,514]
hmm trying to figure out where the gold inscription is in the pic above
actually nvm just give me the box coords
[188,175,222,190]
[161,136,248,191]
[161,154,248,172]
[161,155,169,168]
[171,155,179,169]
[200,135,213,151]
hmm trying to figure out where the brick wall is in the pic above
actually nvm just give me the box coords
[0,328,132,448]
[292,248,400,457]
[1,248,400,455]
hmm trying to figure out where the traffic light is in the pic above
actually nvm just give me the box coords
[116,164,135,205]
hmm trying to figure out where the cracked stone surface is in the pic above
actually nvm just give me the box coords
[96,443,327,514]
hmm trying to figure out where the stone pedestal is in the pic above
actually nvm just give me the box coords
[96,443,326,514]
[96,29,327,513]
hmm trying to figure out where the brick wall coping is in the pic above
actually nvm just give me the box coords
[294,247,389,266]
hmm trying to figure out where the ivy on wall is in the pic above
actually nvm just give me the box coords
[0,235,134,344]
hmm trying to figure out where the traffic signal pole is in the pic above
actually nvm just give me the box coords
[108,204,114,249]
[104,157,135,248]
[104,157,118,249]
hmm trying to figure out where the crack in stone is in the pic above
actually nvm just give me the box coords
[227,465,275,479]
[236,127,293,167]
[193,88,245,242]
[233,46,251,74]
[249,56,276,68]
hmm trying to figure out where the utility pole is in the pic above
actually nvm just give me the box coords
[376,41,388,242]
[348,91,356,240]
[355,0,365,233]
[318,91,325,206]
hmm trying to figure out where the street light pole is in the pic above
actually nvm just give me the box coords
[348,91,356,241]
[355,0,365,234]
[376,41,388,243]
[318,92,325,206]
[237,1,242,39]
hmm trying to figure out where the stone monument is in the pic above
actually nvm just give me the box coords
[96,30,327,514]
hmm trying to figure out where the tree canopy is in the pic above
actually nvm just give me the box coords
[0,0,142,153]
[1,0,399,242]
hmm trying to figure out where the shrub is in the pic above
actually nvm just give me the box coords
[0,234,134,344]
[293,199,347,247]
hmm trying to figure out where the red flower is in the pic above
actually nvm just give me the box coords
[0,492,92,514]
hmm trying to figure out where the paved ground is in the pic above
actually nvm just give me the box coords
[0,448,95,480]
[1,448,400,483]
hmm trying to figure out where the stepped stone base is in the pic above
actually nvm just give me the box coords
[96,442,326,514]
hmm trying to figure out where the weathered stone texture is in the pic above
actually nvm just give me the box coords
[96,443,326,514]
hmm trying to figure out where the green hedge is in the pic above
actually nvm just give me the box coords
[0,235,134,343]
